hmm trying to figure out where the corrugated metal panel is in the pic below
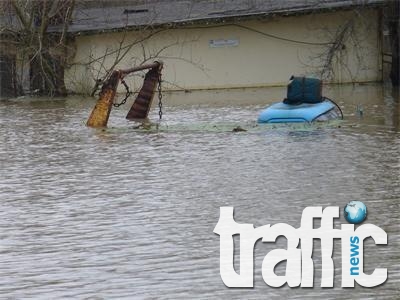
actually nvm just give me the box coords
[0,0,385,34]
[46,0,385,34]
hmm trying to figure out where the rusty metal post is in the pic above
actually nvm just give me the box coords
[120,61,162,77]
[86,70,120,128]
[86,61,163,128]
[126,61,163,120]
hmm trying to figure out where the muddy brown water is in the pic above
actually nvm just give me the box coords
[0,83,399,299]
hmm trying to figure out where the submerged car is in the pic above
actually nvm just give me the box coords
[257,98,342,123]
[257,76,343,123]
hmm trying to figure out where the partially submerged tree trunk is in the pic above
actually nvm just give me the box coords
[0,53,17,98]
[29,51,67,96]
[387,0,399,87]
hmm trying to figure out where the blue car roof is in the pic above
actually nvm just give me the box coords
[258,100,335,123]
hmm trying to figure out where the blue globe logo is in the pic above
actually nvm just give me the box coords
[344,201,367,224]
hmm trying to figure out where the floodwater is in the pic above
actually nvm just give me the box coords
[0,83,399,299]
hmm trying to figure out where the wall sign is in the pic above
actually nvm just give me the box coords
[209,38,239,48]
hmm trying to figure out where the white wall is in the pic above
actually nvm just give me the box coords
[65,8,381,93]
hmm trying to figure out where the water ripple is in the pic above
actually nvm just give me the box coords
[1,85,399,299]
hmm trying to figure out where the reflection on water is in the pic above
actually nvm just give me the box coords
[0,83,399,299]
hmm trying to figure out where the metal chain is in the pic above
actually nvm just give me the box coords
[157,73,163,120]
[113,79,132,107]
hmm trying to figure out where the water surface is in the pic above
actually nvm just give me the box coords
[0,83,399,299]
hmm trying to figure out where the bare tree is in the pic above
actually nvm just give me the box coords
[2,0,75,96]
[313,18,356,82]
[67,25,206,97]
[270,3,383,84]
[387,0,399,87]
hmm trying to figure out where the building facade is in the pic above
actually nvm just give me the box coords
[0,0,386,96]
[64,1,383,93]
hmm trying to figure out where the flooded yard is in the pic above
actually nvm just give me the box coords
[0,83,399,299]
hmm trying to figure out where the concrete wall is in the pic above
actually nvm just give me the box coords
[65,8,381,93]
